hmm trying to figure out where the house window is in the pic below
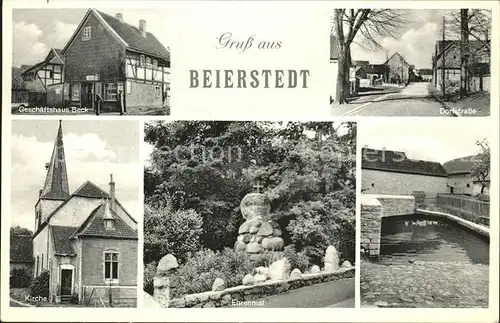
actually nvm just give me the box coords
[152,59,158,68]
[139,55,145,67]
[82,26,92,41]
[154,85,161,98]
[71,84,80,101]
[105,220,116,230]
[126,81,132,94]
[466,183,471,188]
[104,251,119,281]
[146,57,152,67]
[104,83,117,101]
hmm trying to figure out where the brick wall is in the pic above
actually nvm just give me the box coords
[362,169,447,205]
[80,237,137,286]
[64,12,125,82]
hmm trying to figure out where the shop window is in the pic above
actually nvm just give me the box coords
[104,83,117,101]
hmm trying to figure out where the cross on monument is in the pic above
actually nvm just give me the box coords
[253,181,264,193]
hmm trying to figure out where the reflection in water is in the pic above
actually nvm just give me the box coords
[380,214,489,265]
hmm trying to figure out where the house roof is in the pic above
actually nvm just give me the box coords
[10,235,33,263]
[364,64,388,74]
[73,202,137,239]
[51,225,77,256]
[384,52,411,67]
[96,10,170,60]
[442,154,487,176]
[21,49,64,76]
[73,181,110,199]
[435,40,490,64]
[362,148,448,177]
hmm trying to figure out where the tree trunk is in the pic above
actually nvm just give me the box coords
[460,9,469,98]
[336,46,351,104]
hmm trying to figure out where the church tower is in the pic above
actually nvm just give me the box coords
[35,121,70,231]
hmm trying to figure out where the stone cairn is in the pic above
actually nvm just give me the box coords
[154,254,179,307]
[234,183,285,262]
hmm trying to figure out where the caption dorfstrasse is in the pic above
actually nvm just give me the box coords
[189,32,310,89]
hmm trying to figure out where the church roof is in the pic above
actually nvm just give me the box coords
[72,202,137,239]
[51,225,77,256]
[73,181,110,198]
[10,235,33,263]
[40,121,70,200]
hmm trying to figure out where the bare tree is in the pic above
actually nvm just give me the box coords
[471,139,490,195]
[330,9,408,104]
[460,9,469,98]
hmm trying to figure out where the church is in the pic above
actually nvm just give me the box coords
[32,121,138,305]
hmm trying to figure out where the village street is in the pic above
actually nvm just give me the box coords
[331,83,454,117]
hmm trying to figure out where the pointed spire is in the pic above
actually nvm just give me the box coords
[40,120,70,200]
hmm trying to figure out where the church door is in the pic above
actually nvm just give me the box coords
[60,269,73,296]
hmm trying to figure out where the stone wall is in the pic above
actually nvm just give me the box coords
[361,194,416,258]
[162,268,354,308]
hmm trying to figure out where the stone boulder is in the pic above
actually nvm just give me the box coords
[253,273,267,283]
[269,258,291,281]
[310,265,321,274]
[255,266,270,277]
[242,274,255,286]
[246,242,262,254]
[240,193,271,221]
[257,222,274,236]
[290,268,302,279]
[212,278,226,291]
[324,245,340,272]
[157,254,179,276]
[234,240,246,251]
[342,260,352,268]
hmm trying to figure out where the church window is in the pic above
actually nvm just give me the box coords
[41,253,44,270]
[36,256,39,276]
[104,251,119,281]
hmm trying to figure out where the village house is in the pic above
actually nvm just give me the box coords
[32,121,138,305]
[384,52,412,84]
[416,68,433,82]
[432,40,490,93]
[361,148,448,205]
[442,155,490,196]
[20,8,171,114]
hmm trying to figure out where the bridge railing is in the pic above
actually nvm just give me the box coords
[437,194,490,226]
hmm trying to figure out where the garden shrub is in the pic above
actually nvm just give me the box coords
[168,248,254,298]
[143,261,158,295]
[283,245,310,272]
[29,270,49,298]
[10,268,32,288]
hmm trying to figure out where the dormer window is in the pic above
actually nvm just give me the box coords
[103,198,116,230]
[82,26,92,41]
[105,219,116,230]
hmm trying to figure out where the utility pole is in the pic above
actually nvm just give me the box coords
[442,16,446,97]
[460,9,469,98]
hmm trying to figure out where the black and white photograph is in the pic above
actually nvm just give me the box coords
[11,9,171,115]
[142,121,356,308]
[359,120,490,308]
[330,9,491,117]
[9,120,140,307]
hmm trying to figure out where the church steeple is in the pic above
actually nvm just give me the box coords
[40,120,70,200]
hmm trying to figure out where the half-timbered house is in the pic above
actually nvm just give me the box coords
[21,48,65,92]
[62,9,171,113]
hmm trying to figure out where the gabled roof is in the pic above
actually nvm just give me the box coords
[73,181,110,199]
[40,121,70,200]
[10,235,33,263]
[51,225,77,256]
[21,49,64,76]
[442,154,488,176]
[96,10,170,59]
[72,202,137,239]
[63,9,169,60]
[384,52,411,67]
[362,148,448,177]
[434,40,490,64]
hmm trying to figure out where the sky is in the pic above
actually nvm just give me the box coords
[11,120,140,231]
[359,119,492,164]
[12,8,173,67]
[340,9,457,69]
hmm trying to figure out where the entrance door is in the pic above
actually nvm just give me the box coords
[60,269,72,296]
[80,82,93,110]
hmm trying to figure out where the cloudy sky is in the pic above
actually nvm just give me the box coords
[12,8,173,67]
[11,120,140,231]
[359,119,492,164]
[341,9,457,69]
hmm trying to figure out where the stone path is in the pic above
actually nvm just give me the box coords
[361,260,489,308]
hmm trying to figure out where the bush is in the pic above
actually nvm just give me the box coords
[10,268,32,288]
[143,261,158,295]
[144,201,203,264]
[283,245,310,272]
[168,248,254,298]
[29,270,49,298]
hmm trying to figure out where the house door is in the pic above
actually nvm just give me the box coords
[80,82,93,110]
[60,269,72,296]
[450,187,454,194]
